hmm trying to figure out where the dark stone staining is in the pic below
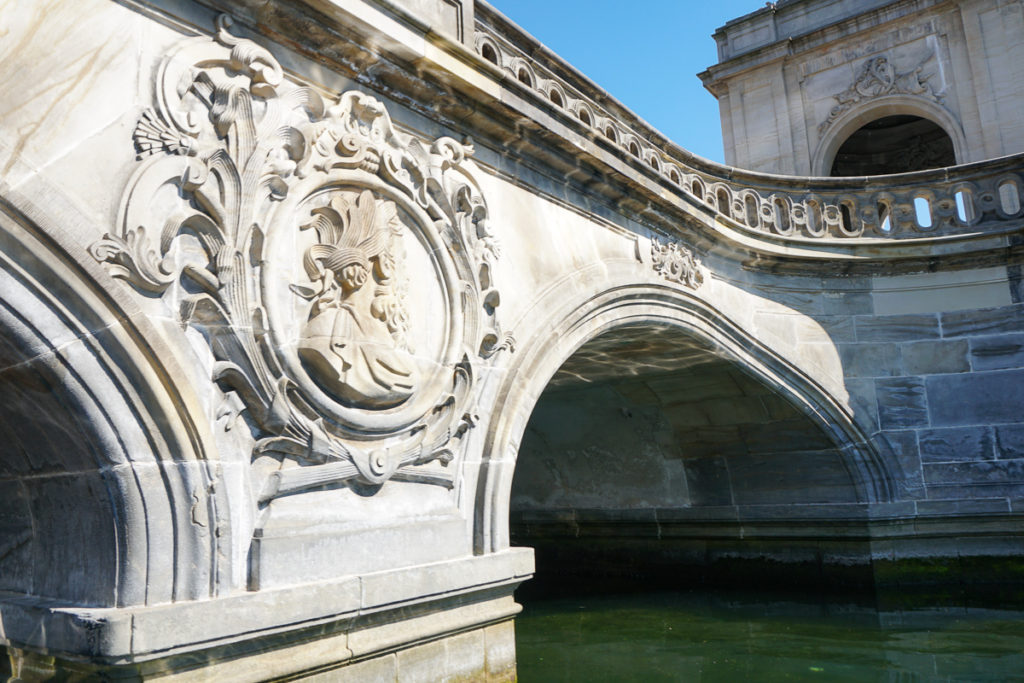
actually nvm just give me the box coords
[927,369,1024,426]
[726,450,858,505]
[752,285,822,315]
[969,333,1024,371]
[25,473,118,605]
[876,377,929,430]
[995,424,1024,459]
[941,303,1024,338]
[919,426,994,463]
[855,313,940,342]
[1009,262,1024,304]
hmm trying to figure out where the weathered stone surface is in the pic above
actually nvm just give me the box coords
[926,483,1024,501]
[923,460,1024,486]
[855,314,941,343]
[682,457,734,506]
[838,342,902,377]
[919,427,995,463]
[915,498,1010,516]
[816,315,857,343]
[995,425,1024,460]
[876,377,929,430]
[941,304,1024,338]
[823,290,874,315]
[969,333,1024,371]
[927,370,1024,426]
[875,430,925,498]
[726,450,858,505]
[843,377,880,430]
[902,340,970,375]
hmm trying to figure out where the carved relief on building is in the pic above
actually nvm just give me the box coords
[818,53,942,134]
[651,237,704,289]
[91,17,512,501]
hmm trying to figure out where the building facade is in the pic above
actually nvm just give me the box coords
[700,0,1024,175]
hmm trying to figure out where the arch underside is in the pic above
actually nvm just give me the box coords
[0,198,221,617]
[514,323,870,513]
[482,286,896,590]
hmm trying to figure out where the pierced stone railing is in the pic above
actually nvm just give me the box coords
[473,4,1024,242]
[684,158,1024,240]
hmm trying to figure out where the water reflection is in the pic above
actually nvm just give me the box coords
[515,590,1024,682]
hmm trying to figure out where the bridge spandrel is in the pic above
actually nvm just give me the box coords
[1,0,1023,679]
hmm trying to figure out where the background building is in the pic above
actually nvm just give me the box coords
[700,0,1024,175]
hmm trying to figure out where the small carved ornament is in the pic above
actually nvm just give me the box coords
[651,237,704,289]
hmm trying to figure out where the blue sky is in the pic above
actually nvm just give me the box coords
[486,1,763,163]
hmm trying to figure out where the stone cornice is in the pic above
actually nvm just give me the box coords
[705,0,953,69]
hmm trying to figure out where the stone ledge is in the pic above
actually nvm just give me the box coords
[511,503,1024,543]
[0,549,533,665]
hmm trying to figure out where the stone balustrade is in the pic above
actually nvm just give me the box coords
[474,4,1024,243]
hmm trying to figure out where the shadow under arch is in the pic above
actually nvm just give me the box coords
[475,283,895,557]
[813,95,968,176]
[0,188,225,626]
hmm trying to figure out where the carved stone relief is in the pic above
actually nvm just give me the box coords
[651,237,704,289]
[91,16,512,502]
[819,53,942,134]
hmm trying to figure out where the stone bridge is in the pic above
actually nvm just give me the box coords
[2,0,1023,679]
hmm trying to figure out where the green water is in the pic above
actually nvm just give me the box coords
[515,590,1024,682]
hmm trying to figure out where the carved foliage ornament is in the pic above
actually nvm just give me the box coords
[819,54,941,134]
[651,237,704,289]
[91,17,513,501]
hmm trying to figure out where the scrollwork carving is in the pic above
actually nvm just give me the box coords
[651,237,704,289]
[819,54,941,135]
[91,16,512,501]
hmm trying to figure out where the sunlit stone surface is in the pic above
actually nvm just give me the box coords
[1,0,1023,679]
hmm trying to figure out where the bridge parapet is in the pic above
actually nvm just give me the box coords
[474,3,1024,245]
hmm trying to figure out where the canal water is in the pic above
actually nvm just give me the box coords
[515,589,1024,682]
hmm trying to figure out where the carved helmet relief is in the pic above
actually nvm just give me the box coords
[91,16,512,500]
[292,189,418,409]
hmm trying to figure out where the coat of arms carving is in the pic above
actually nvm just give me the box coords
[91,17,512,501]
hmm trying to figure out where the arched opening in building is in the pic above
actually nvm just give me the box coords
[509,323,871,598]
[829,115,955,176]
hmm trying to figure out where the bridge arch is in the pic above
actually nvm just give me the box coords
[476,282,894,555]
[0,192,225,611]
